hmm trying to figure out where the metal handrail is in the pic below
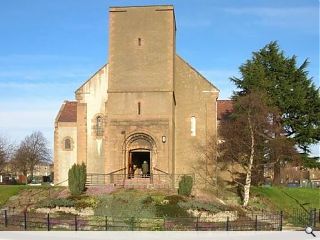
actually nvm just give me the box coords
[153,167,169,175]
[87,167,126,176]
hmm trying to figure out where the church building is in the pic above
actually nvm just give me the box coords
[54,5,220,187]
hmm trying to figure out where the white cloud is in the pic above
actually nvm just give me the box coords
[223,6,318,29]
[0,97,72,150]
[0,69,89,81]
[0,82,75,89]
[0,110,56,150]
[0,54,90,64]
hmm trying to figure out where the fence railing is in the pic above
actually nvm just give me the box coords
[0,211,284,231]
[286,208,319,228]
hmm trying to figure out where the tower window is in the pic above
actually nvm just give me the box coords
[138,102,141,115]
[138,38,141,46]
[191,116,196,136]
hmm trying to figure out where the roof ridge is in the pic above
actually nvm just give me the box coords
[175,54,220,92]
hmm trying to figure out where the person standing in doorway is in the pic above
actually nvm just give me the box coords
[142,161,149,178]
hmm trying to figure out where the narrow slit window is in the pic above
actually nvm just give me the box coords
[191,116,196,136]
[138,102,141,115]
[138,38,141,46]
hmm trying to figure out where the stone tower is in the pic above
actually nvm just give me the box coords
[105,5,176,176]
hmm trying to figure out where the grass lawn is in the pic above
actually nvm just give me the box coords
[0,185,28,207]
[251,186,320,212]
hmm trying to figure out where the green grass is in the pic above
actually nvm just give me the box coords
[0,185,28,206]
[251,186,320,211]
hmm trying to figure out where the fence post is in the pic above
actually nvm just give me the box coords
[129,217,135,231]
[4,209,8,228]
[105,216,108,231]
[24,211,27,231]
[313,208,317,228]
[196,216,199,231]
[163,217,166,231]
[226,217,229,231]
[309,209,316,228]
[255,215,258,231]
[279,211,283,231]
[47,213,50,231]
[74,215,78,231]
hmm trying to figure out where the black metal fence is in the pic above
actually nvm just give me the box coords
[286,208,319,228]
[1,209,318,231]
[0,211,284,231]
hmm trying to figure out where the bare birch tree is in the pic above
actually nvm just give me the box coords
[219,91,276,206]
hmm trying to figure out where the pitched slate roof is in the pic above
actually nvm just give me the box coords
[217,100,233,120]
[57,101,77,122]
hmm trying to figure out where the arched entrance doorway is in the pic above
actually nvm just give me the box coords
[124,133,157,179]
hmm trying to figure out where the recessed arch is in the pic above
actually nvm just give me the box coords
[122,132,157,178]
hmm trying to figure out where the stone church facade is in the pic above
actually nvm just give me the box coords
[54,5,220,186]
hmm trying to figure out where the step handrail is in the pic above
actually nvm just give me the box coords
[153,167,169,175]
[87,167,126,176]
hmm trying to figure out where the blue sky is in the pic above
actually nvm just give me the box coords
[0,0,319,156]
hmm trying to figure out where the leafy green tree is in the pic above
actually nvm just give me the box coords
[231,41,320,183]
[231,41,319,151]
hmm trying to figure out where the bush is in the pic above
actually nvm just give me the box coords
[38,198,75,208]
[68,163,87,196]
[178,175,193,196]
[94,190,159,218]
[74,196,100,209]
[178,200,221,213]
[155,202,189,218]
[164,195,186,204]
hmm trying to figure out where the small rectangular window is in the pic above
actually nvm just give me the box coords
[138,102,141,115]
[191,116,196,136]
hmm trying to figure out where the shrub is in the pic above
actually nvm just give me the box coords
[155,203,190,218]
[94,191,158,218]
[38,198,75,208]
[178,200,221,213]
[178,175,193,196]
[68,163,87,196]
[164,195,186,204]
[74,196,100,209]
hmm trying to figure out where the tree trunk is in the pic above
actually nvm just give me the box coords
[273,161,281,185]
[251,165,264,185]
[243,115,255,207]
[30,166,34,184]
[272,114,282,185]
